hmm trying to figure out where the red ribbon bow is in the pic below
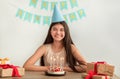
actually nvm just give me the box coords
[85,61,108,79]
[0,64,21,77]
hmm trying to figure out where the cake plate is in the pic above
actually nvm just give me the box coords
[45,71,66,76]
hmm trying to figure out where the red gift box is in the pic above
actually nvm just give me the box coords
[87,62,114,77]
[82,73,111,79]
[0,64,25,77]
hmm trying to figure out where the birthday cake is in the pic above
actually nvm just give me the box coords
[46,66,66,76]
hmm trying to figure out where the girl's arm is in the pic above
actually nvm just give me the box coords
[71,44,87,72]
[23,45,49,72]
[63,65,87,72]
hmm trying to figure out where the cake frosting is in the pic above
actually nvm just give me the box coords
[46,66,65,75]
[47,70,65,75]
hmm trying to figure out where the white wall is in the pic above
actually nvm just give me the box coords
[0,0,120,77]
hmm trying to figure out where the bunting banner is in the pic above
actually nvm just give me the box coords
[15,0,87,26]
[40,1,49,10]
[60,1,68,10]
[16,8,86,25]
[29,0,38,8]
[33,15,41,24]
[29,0,79,10]
[69,0,78,8]
[69,12,78,22]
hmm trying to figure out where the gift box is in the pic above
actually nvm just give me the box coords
[0,64,25,77]
[87,62,114,76]
[0,58,10,64]
[82,73,111,79]
[93,75,111,79]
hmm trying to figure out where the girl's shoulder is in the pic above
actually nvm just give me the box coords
[70,44,76,48]
[43,43,51,48]
[70,44,77,52]
[36,44,51,52]
[42,43,52,53]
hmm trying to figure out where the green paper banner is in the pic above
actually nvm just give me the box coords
[69,12,78,22]
[16,0,86,25]
[16,9,25,19]
[29,0,38,8]
[63,15,68,23]
[33,15,41,24]
[29,0,79,10]
[43,16,51,25]
[24,12,32,22]
[16,8,86,25]
[41,1,49,10]
[77,9,86,19]
[69,0,78,8]
[51,2,57,10]
[60,1,68,10]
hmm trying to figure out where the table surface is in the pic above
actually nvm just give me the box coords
[0,71,120,79]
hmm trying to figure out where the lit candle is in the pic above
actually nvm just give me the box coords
[50,57,53,71]
[56,56,59,66]
[53,57,56,71]
[60,56,64,71]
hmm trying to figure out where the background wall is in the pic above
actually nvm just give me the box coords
[0,0,120,77]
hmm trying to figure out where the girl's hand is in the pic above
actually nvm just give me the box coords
[46,66,50,71]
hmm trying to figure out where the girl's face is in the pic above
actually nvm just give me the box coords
[51,23,65,42]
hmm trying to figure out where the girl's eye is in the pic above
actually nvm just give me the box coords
[52,28,57,31]
[52,27,64,31]
[60,29,64,32]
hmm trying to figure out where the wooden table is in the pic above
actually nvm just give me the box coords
[0,71,120,79]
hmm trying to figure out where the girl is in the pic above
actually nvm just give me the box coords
[23,21,87,72]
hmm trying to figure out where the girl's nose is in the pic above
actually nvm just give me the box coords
[56,30,60,34]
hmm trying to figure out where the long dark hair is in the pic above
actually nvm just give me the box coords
[41,21,79,72]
